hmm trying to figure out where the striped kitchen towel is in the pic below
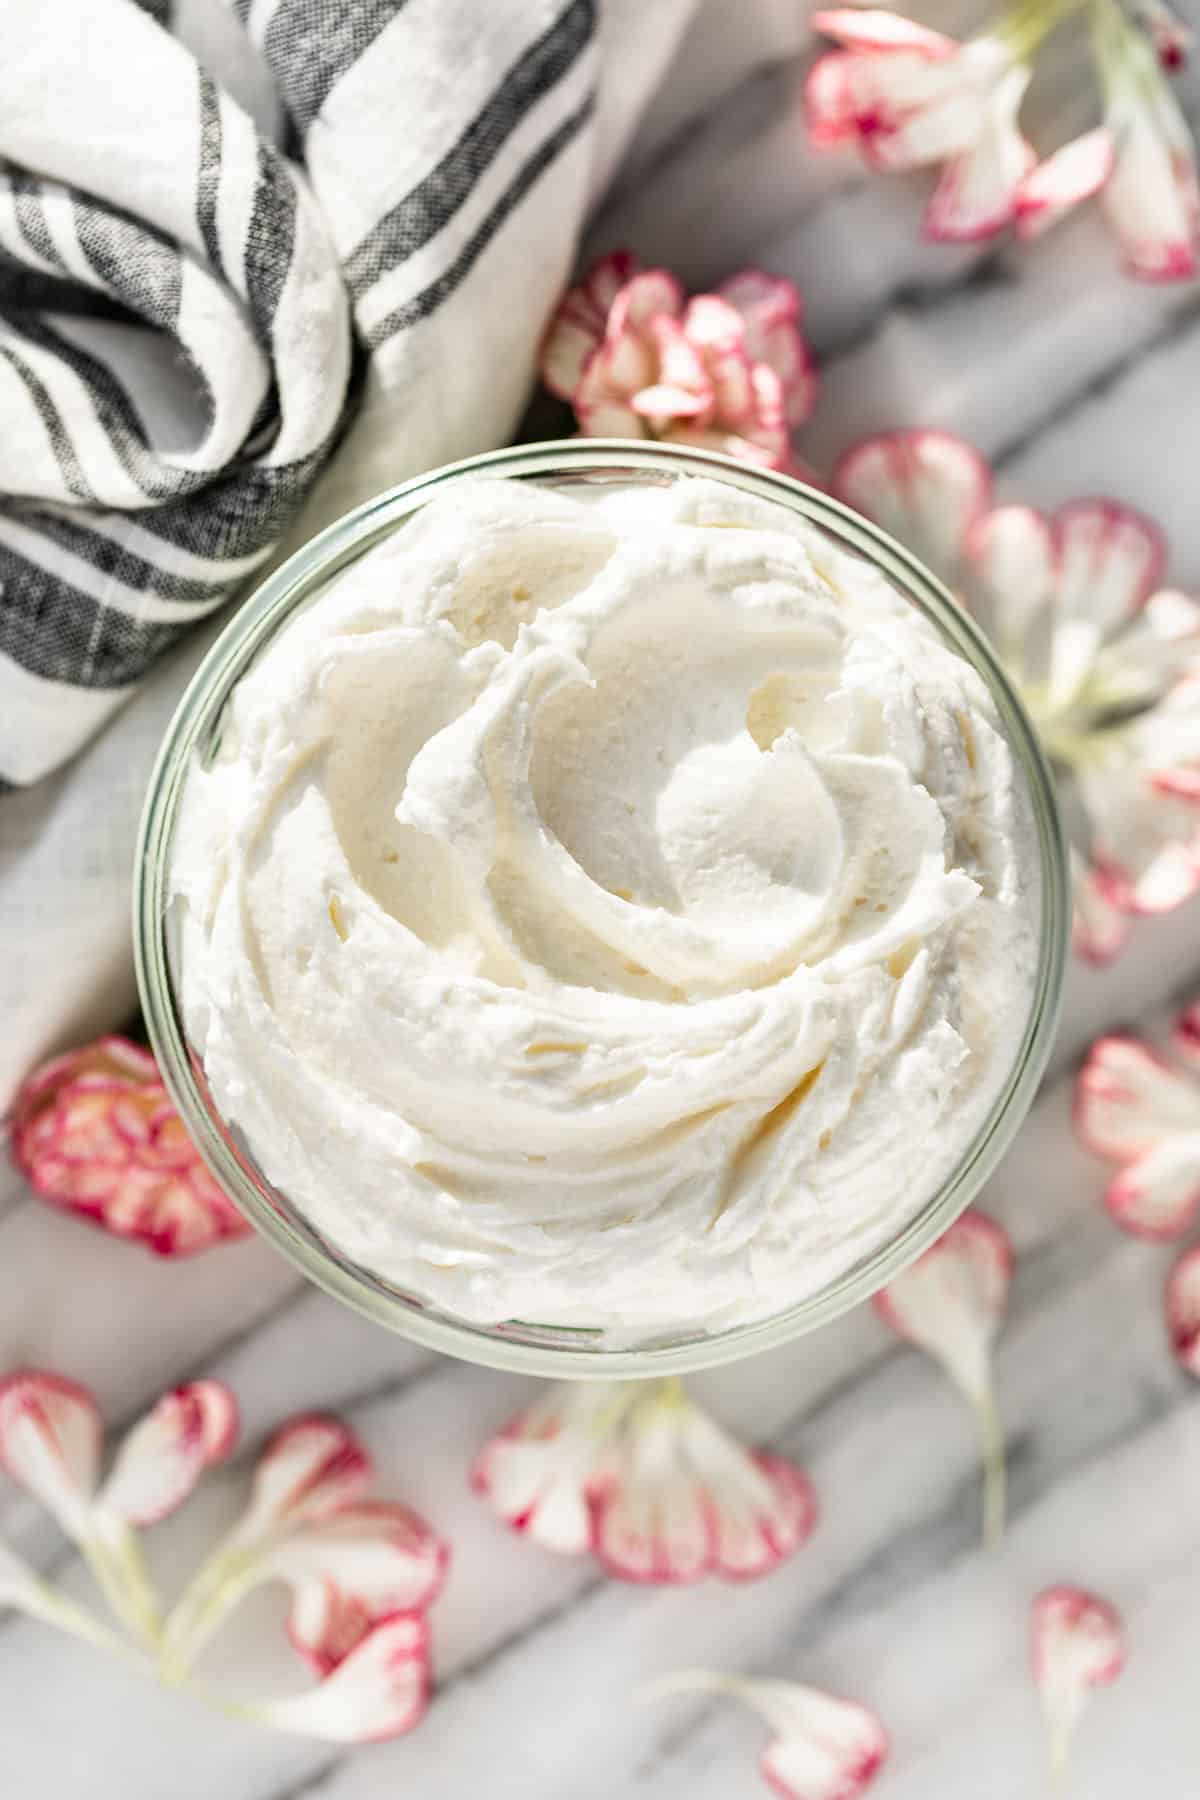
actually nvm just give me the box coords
[0,0,691,787]
[0,0,694,1101]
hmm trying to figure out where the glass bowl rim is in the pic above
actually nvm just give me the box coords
[134,439,1068,1378]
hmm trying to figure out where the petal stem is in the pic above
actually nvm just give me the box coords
[994,0,1092,62]
[83,1524,162,1645]
[159,1546,261,1682]
[973,1386,1007,1549]
[9,1571,155,1672]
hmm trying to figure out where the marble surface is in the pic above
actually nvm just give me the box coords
[5,2,1200,1795]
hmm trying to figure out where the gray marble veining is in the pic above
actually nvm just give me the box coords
[3,2,1200,1795]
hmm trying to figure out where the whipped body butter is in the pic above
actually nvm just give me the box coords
[170,471,1040,1343]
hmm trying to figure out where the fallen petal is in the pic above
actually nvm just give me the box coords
[1070,852,1132,966]
[811,9,955,55]
[1048,501,1166,710]
[922,66,1034,242]
[0,1371,101,1540]
[472,1383,634,1557]
[965,504,1054,664]
[1108,1133,1200,1238]
[100,1382,239,1526]
[234,1415,372,1548]
[832,430,992,585]
[1031,1587,1125,1786]
[1172,998,1200,1066]
[593,1383,817,1584]
[804,52,859,150]
[1100,37,1200,282]
[1015,128,1115,238]
[269,1502,449,1675]
[872,1213,1012,1544]
[1074,1033,1200,1162]
[246,1612,431,1743]
[646,1669,888,1799]
[1165,1244,1200,1375]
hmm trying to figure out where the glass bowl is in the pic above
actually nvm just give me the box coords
[134,441,1067,1377]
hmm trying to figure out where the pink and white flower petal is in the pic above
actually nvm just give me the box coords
[0,1371,101,1540]
[811,10,956,56]
[1015,128,1115,239]
[832,430,991,585]
[1171,998,1200,1067]
[1165,1244,1200,1376]
[594,1388,816,1584]
[965,504,1054,667]
[593,1412,711,1584]
[1075,1033,1200,1162]
[581,249,639,317]
[1070,852,1131,966]
[1100,56,1200,281]
[1103,1134,1200,1240]
[805,52,860,150]
[100,1382,239,1527]
[922,67,1034,243]
[1031,1587,1125,1783]
[806,34,986,173]
[702,1444,818,1581]
[540,294,605,400]
[232,1416,372,1549]
[1088,589,1200,716]
[1048,501,1166,708]
[1074,679,1200,917]
[682,296,758,424]
[268,1503,449,1675]
[647,1669,888,1800]
[716,269,815,423]
[574,339,651,439]
[632,316,712,421]
[854,40,1014,175]
[606,269,685,339]
[872,1211,1012,1404]
[472,1383,633,1557]
[246,1612,431,1744]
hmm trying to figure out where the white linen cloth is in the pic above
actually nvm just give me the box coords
[0,0,696,1106]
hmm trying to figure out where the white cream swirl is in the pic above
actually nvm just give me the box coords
[170,474,1039,1341]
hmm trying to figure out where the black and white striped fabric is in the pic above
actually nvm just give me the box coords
[0,0,669,788]
[0,0,693,1105]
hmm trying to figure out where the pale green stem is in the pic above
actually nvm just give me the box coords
[158,1544,263,1685]
[973,1386,1008,1551]
[9,1578,154,1675]
[994,0,1093,64]
[1047,1714,1073,1791]
[82,1526,162,1646]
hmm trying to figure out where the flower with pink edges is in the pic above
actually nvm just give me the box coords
[807,8,1045,243]
[1074,1000,1200,1239]
[807,3,1200,278]
[160,1412,448,1688]
[645,1668,888,1800]
[474,1376,817,1585]
[1030,1586,1125,1786]
[540,251,815,471]
[10,1035,249,1255]
[832,429,1200,962]
[1021,0,1200,281]
[0,1371,448,1744]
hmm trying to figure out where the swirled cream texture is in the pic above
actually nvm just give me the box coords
[171,474,1039,1341]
